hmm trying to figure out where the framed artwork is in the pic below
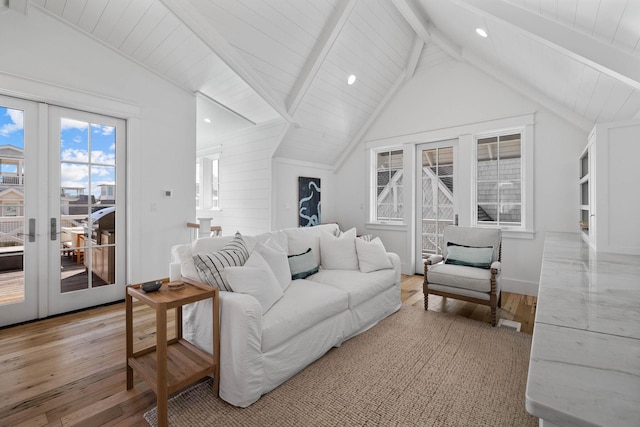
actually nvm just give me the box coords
[298,176,321,227]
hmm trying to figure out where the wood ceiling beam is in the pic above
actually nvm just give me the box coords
[159,0,296,124]
[405,35,424,81]
[392,0,462,61]
[455,0,640,91]
[286,0,358,116]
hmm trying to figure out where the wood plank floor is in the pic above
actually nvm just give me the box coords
[0,275,537,426]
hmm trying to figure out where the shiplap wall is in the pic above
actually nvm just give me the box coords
[201,120,288,237]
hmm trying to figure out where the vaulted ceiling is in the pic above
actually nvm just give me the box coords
[29,0,640,168]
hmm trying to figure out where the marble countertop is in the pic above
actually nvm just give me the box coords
[526,232,640,426]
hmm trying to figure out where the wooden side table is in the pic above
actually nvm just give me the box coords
[126,278,219,427]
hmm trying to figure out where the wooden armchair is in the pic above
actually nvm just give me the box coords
[424,226,502,326]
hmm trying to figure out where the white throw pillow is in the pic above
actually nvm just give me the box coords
[320,227,359,270]
[355,237,393,273]
[223,251,283,314]
[255,237,292,292]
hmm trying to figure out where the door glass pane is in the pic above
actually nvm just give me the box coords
[59,118,117,293]
[0,106,25,304]
[421,146,454,258]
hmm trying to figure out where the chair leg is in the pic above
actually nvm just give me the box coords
[491,306,497,327]
[424,293,429,310]
[498,292,502,308]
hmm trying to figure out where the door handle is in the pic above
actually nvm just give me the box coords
[17,218,36,242]
[51,217,57,241]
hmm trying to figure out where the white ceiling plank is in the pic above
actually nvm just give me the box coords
[106,0,154,49]
[61,0,87,25]
[334,70,408,172]
[130,11,180,62]
[285,0,357,115]
[405,35,424,80]
[592,0,627,45]
[92,0,132,42]
[160,0,296,124]
[464,51,593,132]
[44,0,65,16]
[456,0,640,91]
[119,2,168,56]
[598,81,633,123]
[613,0,640,55]
[614,90,640,121]
[76,0,108,34]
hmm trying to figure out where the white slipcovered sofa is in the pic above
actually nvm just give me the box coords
[170,223,401,407]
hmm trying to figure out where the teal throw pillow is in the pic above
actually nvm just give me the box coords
[288,248,318,280]
[445,242,493,269]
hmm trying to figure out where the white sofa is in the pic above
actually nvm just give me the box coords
[170,223,401,407]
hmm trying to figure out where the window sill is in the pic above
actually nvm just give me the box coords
[473,225,535,240]
[365,222,407,231]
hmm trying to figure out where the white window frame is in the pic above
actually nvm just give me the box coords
[196,146,221,211]
[369,146,405,225]
[471,124,534,238]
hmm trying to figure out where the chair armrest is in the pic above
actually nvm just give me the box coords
[491,261,502,274]
[425,254,443,265]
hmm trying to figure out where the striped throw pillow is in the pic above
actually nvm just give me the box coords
[193,232,249,291]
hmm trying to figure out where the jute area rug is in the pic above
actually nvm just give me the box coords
[145,305,537,426]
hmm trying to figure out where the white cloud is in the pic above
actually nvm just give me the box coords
[91,150,116,165]
[61,148,89,162]
[0,108,24,137]
[92,124,114,136]
[61,163,88,183]
[61,118,88,131]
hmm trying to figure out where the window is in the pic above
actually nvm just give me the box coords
[475,132,522,227]
[196,153,219,210]
[371,148,404,223]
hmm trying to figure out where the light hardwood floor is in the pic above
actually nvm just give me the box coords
[0,275,537,426]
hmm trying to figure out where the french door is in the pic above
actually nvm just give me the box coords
[415,140,458,273]
[0,96,126,327]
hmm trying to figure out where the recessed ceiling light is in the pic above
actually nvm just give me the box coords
[347,74,356,85]
[476,28,488,38]
[204,118,211,123]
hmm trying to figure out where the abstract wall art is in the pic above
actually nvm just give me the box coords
[298,176,321,227]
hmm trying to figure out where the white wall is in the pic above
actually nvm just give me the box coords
[0,8,196,283]
[272,158,336,231]
[201,120,288,236]
[336,60,588,295]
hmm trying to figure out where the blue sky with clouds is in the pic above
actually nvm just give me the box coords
[1,107,116,198]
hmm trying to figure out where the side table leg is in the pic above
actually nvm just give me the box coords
[157,308,168,427]
[125,292,133,390]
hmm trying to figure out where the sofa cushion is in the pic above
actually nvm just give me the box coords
[284,223,339,266]
[255,238,291,291]
[309,269,396,309]
[223,251,283,314]
[320,227,358,270]
[288,248,318,280]
[355,237,393,273]
[193,232,250,292]
[261,280,348,352]
[244,230,289,255]
[427,263,494,293]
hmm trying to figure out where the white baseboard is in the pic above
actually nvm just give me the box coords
[502,278,538,296]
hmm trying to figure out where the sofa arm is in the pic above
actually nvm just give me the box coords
[387,252,402,288]
[182,290,265,407]
[491,261,502,274]
[425,254,443,265]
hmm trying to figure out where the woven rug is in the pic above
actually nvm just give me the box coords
[145,305,537,426]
